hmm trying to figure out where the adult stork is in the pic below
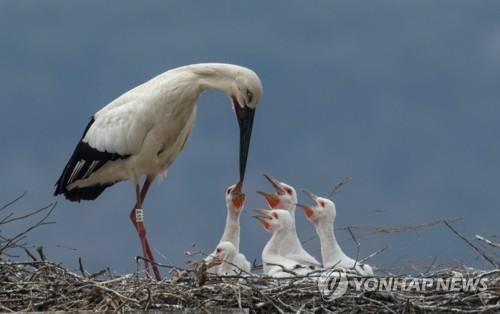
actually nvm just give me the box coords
[54,63,263,280]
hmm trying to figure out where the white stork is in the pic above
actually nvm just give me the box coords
[54,63,263,280]
[257,174,321,268]
[210,241,251,276]
[254,209,314,277]
[205,182,245,274]
[298,190,374,276]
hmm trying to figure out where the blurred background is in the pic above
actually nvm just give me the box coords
[1,1,499,275]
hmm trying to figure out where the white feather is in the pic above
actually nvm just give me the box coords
[69,63,262,189]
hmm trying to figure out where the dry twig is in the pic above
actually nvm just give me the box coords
[443,220,498,268]
[0,194,56,257]
[475,234,500,249]
[0,260,497,312]
[328,176,351,197]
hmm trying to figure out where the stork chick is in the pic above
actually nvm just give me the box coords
[257,174,321,268]
[210,241,251,276]
[254,209,314,277]
[206,182,245,273]
[298,190,373,276]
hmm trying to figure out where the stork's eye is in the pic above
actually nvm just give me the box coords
[216,248,221,253]
[246,89,253,103]
[272,212,278,219]
[227,188,232,195]
[320,201,325,207]
[285,188,292,195]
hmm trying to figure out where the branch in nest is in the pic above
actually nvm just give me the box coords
[0,191,27,211]
[328,176,352,197]
[0,199,56,256]
[0,260,498,312]
[475,234,500,249]
[337,216,463,236]
[443,220,498,268]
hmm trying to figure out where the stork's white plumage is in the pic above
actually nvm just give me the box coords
[257,174,321,268]
[211,241,251,276]
[254,209,314,277]
[206,182,245,274]
[54,63,263,280]
[298,190,374,276]
[218,183,245,251]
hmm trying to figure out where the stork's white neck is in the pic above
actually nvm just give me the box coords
[315,220,348,268]
[219,209,241,252]
[263,228,289,256]
[180,63,241,96]
[281,204,303,251]
[288,205,297,230]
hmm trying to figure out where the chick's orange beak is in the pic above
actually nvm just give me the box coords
[207,257,222,268]
[297,204,314,220]
[257,191,280,208]
[254,216,271,230]
[253,209,273,231]
[231,193,245,209]
[230,181,245,209]
[263,173,285,193]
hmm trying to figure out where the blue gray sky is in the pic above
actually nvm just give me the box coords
[1,1,499,274]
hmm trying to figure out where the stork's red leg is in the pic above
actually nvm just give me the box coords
[130,184,152,277]
[129,178,161,281]
[138,178,161,281]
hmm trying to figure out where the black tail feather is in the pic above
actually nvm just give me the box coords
[54,117,128,202]
[60,182,116,202]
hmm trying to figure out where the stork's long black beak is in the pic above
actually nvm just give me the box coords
[234,102,256,184]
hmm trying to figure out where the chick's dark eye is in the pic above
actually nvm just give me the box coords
[246,89,253,103]
[286,188,292,195]
[227,189,232,195]
[320,201,325,207]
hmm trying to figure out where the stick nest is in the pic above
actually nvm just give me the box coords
[0,261,498,313]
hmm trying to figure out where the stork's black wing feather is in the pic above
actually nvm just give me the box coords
[54,117,129,202]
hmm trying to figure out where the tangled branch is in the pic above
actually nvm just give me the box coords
[0,193,56,258]
[0,261,498,312]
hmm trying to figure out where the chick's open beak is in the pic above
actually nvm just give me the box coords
[232,195,245,209]
[296,203,315,219]
[253,208,272,230]
[231,181,245,209]
[253,208,271,217]
[263,173,285,193]
[257,191,280,208]
[205,254,223,269]
[302,189,320,203]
